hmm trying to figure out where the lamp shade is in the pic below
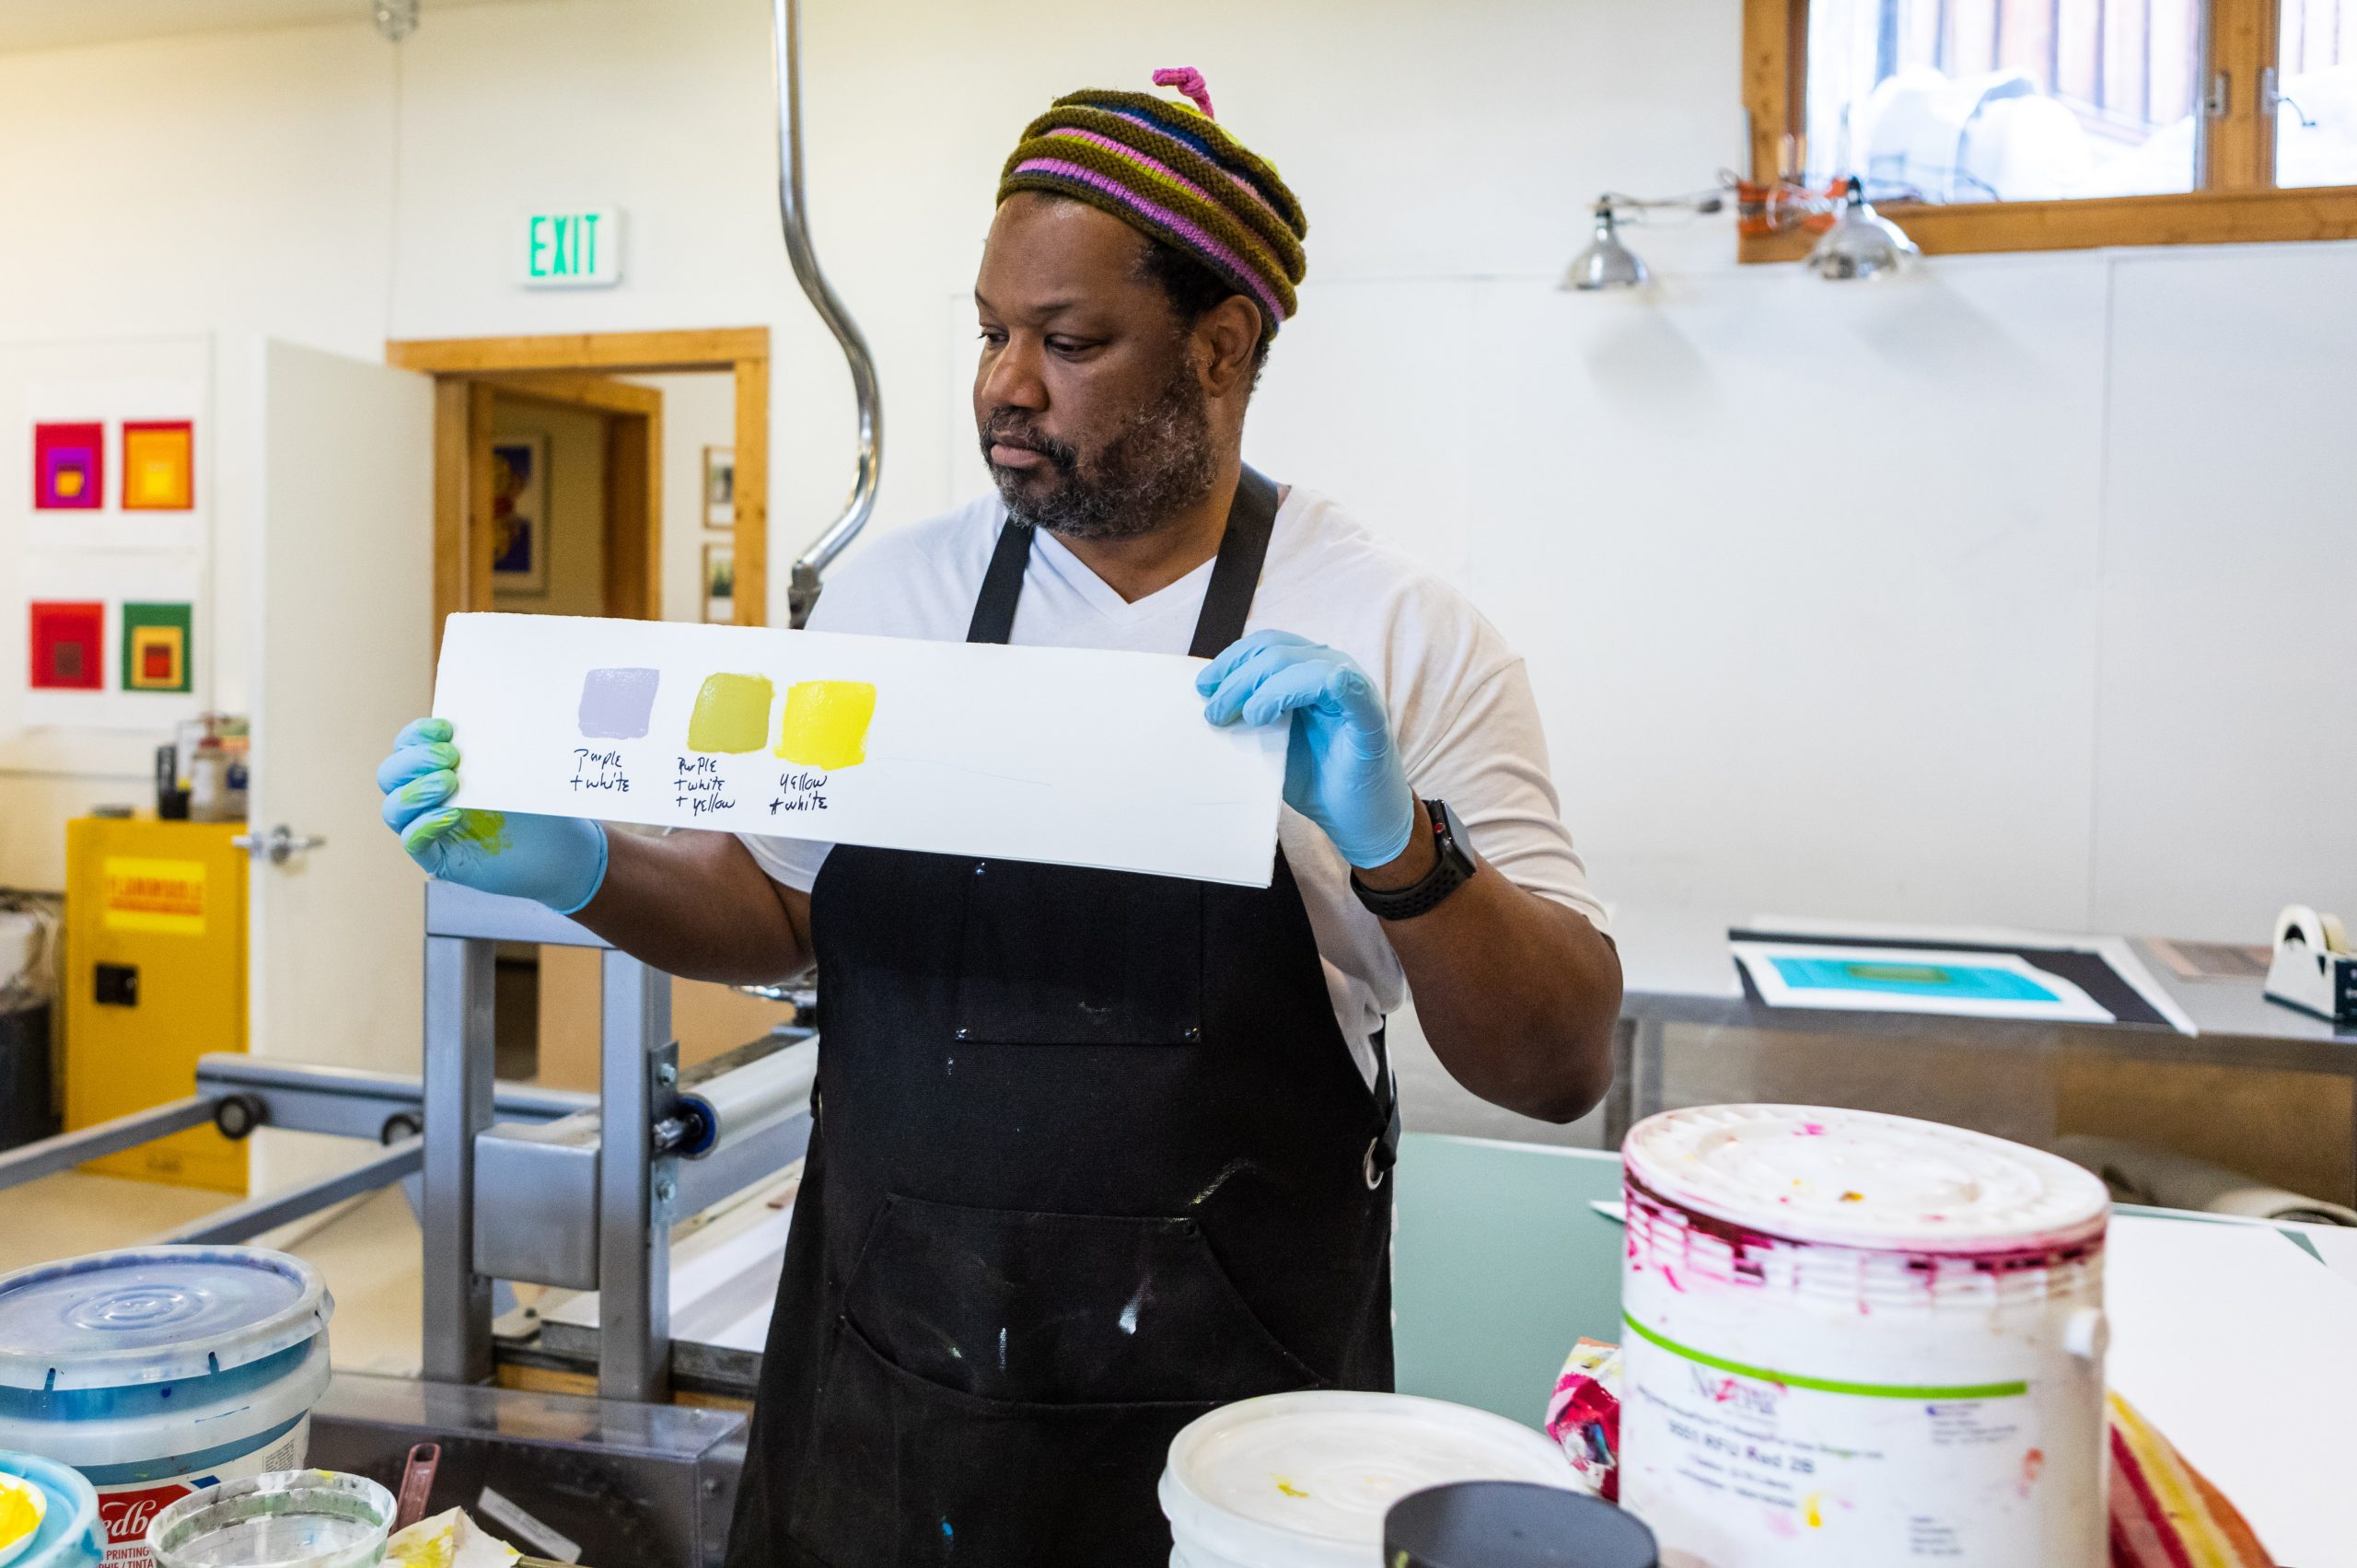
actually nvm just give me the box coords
[1562,202,1649,291]
[1805,178,1920,280]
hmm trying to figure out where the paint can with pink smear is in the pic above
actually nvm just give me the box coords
[1617,1105,2109,1568]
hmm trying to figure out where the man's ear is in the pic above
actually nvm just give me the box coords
[1197,295,1264,399]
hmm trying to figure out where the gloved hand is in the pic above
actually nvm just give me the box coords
[377,717,609,914]
[1198,630,1417,869]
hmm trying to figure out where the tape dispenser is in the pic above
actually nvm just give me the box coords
[2264,905,2356,1026]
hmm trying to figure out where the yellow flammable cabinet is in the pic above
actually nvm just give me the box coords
[64,818,249,1191]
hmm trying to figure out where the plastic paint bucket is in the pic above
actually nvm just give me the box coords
[0,1249,335,1568]
[1618,1106,2109,1568]
[1159,1390,1579,1568]
[0,1452,104,1568]
[145,1471,390,1568]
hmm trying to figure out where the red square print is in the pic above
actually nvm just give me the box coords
[29,601,105,690]
[33,423,104,510]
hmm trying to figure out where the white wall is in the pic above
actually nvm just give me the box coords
[0,0,2347,939]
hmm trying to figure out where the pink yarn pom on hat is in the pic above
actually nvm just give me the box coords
[1152,66,1215,119]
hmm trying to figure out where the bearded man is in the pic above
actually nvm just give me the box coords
[377,68,1621,1567]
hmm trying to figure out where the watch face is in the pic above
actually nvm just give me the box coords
[1433,800,1472,865]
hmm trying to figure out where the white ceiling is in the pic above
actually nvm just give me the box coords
[0,0,527,56]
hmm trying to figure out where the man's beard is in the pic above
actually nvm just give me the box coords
[980,361,1214,541]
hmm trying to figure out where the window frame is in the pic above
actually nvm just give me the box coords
[1739,0,2357,261]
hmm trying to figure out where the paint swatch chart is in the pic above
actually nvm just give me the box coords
[432,613,1290,886]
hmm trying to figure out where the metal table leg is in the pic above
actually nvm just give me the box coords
[599,948,677,1403]
[1603,1016,1636,1150]
[422,933,496,1385]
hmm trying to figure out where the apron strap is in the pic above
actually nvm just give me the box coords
[1364,1023,1402,1190]
[964,467,1283,651]
[966,514,1036,645]
[1188,466,1281,658]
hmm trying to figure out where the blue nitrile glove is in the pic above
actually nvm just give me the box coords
[1197,630,1418,869]
[376,717,610,914]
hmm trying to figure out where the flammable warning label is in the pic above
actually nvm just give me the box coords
[102,856,207,935]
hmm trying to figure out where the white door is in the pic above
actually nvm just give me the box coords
[248,341,435,1191]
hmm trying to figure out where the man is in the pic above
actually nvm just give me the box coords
[377,69,1620,1568]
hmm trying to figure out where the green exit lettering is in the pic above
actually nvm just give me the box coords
[520,208,621,288]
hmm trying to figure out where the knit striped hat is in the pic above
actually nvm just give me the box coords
[998,67,1307,340]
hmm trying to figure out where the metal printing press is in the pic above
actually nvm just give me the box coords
[0,879,816,1566]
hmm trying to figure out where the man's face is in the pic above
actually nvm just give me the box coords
[973,193,1214,540]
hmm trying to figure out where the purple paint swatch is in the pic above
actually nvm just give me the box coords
[578,668,660,739]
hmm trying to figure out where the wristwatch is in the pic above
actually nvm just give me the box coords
[1351,798,1475,921]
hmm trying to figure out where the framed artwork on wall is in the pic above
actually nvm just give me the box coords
[33,423,104,510]
[490,434,550,596]
[29,601,107,690]
[122,421,195,511]
[703,445,735,528]
[121,601,194,693]
[702,542,735,624]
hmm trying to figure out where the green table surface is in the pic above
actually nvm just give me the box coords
[1392,1132,1625,1429]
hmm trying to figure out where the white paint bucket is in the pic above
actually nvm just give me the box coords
[0,1249,334,1568]
[1618,1106,2108,1568]
[1159,1390,1578,1568]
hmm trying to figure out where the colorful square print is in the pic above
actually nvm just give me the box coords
[29,601,106,690]
[122,422,194,511]
[121,601,193,693]
[33,423,104,510]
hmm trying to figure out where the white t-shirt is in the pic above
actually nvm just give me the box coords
[739,487,1606,1086]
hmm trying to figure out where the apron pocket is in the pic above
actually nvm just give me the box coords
[789,1318,1216,1568]
[954,859,1202,1045]
[842,1194,1319,1404]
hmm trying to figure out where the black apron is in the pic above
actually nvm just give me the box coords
[725,469,1399,1568]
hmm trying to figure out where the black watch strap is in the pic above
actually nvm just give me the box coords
[1352,799,1475,922]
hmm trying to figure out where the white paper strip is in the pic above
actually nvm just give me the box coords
[431,612,1288,887]
[1730,940,2115,1024]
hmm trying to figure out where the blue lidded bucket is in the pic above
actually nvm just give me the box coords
[0,1249,333,1568]
[0,1449,104,1568]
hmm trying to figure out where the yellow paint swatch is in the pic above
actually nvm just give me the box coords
[688,673,774,754]
[775,680,877,769]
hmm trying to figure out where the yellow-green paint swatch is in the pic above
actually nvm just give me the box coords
[776,680,877,769]
[688,673,774,754]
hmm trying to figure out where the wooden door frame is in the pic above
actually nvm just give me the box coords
[386,329,769,645]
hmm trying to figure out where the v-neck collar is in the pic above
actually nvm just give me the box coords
[1027,519,1223,626]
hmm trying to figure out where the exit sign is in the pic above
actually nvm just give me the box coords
[518,208,621,288]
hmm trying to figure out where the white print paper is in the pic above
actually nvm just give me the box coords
[2107,1214,2357,1567]
[432,613,1288,887]
[1731,941,2115,1024]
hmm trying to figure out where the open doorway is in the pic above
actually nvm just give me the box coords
[480,374,664,625]
[385,328,772,649]
[382,329,795,1089]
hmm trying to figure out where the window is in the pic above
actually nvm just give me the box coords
[1741,0,2357,257]
[2277,0,2357,186]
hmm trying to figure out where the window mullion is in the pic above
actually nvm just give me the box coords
[2204,0,2280,188]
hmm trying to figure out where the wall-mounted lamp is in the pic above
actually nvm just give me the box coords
[1563,175,1922,288]
[1805,178,1920,281]
[1562,200,1650,291]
